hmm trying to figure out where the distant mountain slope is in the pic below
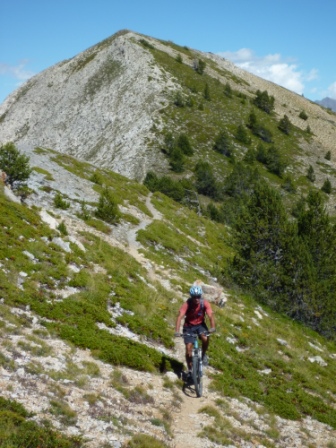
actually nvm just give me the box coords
[316,96,336,112]
[0,30,173,181]
[1,29,336,186]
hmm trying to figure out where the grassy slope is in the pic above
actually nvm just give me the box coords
[138,37,334,215]
[1,149,336,445]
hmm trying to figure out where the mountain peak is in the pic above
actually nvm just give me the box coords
[315,96,336,112]
[1,30,336,188]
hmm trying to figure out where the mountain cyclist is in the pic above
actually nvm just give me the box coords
[175,285,216,379]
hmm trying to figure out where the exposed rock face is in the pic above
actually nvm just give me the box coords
[0,30,174,181]
[1,29,336,186]
[0,31,336,187]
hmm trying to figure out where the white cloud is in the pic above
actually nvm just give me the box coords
[0,61,35,82]
[327,81,336,99]
[218,48,316,95]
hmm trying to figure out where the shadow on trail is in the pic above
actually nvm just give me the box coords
[159,355,183,376]
[160,355,198,397]
[182,379,198,398]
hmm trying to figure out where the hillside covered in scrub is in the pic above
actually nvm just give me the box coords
[1,29,336,447]
[0,145,336,447]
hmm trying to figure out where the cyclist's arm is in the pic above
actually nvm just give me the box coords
[175,301,189,333]
[208,312,215,330]
[175,309,186,333]
[205,301,215,330]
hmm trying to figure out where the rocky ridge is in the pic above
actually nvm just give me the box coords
[0,30,336,184]
[0,31,174,181]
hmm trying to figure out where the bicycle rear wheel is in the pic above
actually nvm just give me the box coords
[192,355,203,397]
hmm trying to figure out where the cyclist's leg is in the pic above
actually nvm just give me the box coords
[185,342,193,370]
[198,322,209,359]
[183,326,195,371]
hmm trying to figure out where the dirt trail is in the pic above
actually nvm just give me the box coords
[124,193,163,284]
[169,326,223,448]
[63,192,221,447]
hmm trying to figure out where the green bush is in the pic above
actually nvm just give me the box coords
[0,397,82,447]
[123,434,169,448]
[139,39,154,50]
[78,200,91,220]
[282,174,297,193]
[57,221,68,235]
[144,172,192,203]
[53,192,70,209]
[0,142,32,188]
[95,187,120,224]
[194,58,206,74]
[299,110,308,120]
[90,171,103,185]
[174,91,185,107]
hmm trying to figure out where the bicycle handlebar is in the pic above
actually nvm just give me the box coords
[176,331,212,337]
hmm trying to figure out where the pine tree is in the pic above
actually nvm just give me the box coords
[247,111,258,131]
[213,130,232,157]
[177,134,193,156]
[224,82,232,97]
[230,180,290,303]
[278,114,291,135]
[321,178,332,194]
[325,151,331,161]
[229,180,317,322]
[194,161,218,198]
[235,124,250,144]
[296,190,336,336]
[243,148,257,165]
[265,146,287,177]
[224,163,260,198]
[204,83,211,101]
[253,90,275,114]
[307,165,315,182]
[169,147,185,173]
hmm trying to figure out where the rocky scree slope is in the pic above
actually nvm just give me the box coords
[0,30,174,181]
[1,30,336,186]
[1,147,336,447]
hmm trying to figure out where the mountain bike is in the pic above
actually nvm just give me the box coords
[178,331,210,397]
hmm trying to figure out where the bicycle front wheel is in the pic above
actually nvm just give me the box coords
[192,355,203,397]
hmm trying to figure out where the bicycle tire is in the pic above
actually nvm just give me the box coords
[192,355,203,397]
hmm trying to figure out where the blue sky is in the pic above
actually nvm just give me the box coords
[1,0,335,104]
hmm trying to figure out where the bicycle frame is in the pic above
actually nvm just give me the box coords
[191,335,203,397]
[181,331,210,397]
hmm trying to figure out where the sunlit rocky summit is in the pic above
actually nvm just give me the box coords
[1,29,335,183]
